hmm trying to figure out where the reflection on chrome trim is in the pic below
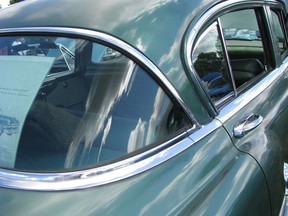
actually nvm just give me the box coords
[0,27,197,191]
[184,0,287,124]
[217,62,288,123]
[189,119,222,143]
[183,0,266,116]
[280,163,288,216]
[279,195,288,216]
[0,133,193,191]
[0,118,224,191]
[284,163,288,195]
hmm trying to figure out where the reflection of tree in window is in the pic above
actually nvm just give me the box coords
[192,24,224,78]
[193,23,233,102]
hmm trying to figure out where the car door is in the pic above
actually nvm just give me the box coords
[0,31,272,216]
[191,3,288,215]
[219,6,288,215]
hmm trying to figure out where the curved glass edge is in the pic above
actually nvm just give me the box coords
[0,117,223,191]
[184,0,287,124]
[0,27,198,191]
[183,0,267,118]
[188,118,222,143]
[217,60,288,123]
[0,132,192,191]
[0,27,197,125]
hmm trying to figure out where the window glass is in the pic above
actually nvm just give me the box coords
[91,43,124,63]
[0,36,76,74]
[192,23,233,102]
[271,10,287,57]
[0,35,190,171]
[220,9,266,87]
[192,9,268,107]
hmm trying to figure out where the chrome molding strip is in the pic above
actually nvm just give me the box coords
[184,0,286,124]
[0,27,198,191]
[183,0,267,117]
[284,163,288,195]
[280,163,288,216]
[0,133,193,191]
[189,119,222,143]
[0,118,223,191]
[217,61,288,124]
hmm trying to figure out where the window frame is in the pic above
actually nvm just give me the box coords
[268,7,288,61]
[0,27,198,191]
[188,3,277,111]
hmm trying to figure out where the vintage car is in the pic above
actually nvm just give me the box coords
[0,0,288,215]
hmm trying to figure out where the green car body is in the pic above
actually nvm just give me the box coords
[0,0,287,215]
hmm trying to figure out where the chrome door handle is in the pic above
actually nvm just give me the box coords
[233,114,263,138]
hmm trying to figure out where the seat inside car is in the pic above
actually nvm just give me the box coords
[230,58,264,86]
[16,59,140,170]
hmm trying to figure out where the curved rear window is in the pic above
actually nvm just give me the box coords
[0,35,190,172]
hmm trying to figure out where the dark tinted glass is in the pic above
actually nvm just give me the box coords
[0,35,190,171]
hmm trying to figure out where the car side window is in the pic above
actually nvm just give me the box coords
[220,9,267,88]
[192,23,233,102]
[193,9,268,106]
[0,35,191,172]
[271,10,288,59]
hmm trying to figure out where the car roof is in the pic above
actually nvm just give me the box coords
[0,0,221,63]
[0,0,285,66]
[0,0,285,124]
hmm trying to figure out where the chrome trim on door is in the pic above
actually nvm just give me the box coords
[183,0,266,117]
[233,114,263,138]
[0,27,199,191]
[0,133,193,191]
[280,163,288,216]
[0,117,224,191]
[189,119,222,143]
[217,61,288,124]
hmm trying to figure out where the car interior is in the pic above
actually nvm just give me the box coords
[193,9,268,103]
[0,37,189,171]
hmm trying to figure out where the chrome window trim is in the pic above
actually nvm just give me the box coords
[0,133,193,191]
[280,163,288,216]
[217,60,288,124]
[0,27,198,191]
[0,27,196,124]
[184,0,268,117]
[185,0,286,124]
[188,119,222,143]
[0,119,225,192]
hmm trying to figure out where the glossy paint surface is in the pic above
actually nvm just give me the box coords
[0,0,286,215]
[0,127,270,215]
[219,61,288,215]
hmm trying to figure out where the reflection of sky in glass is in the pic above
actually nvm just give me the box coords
[220,9,258,30]
[65,57,173,168]
[127,88,168,153]
[65,60,135,168]
[192,25,220,63]
[127,118,146,153]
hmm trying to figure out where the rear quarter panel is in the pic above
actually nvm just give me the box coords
[0,127,270,215]
[219,61,288,215]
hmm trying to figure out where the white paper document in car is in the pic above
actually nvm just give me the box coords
[0,56,54,168]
